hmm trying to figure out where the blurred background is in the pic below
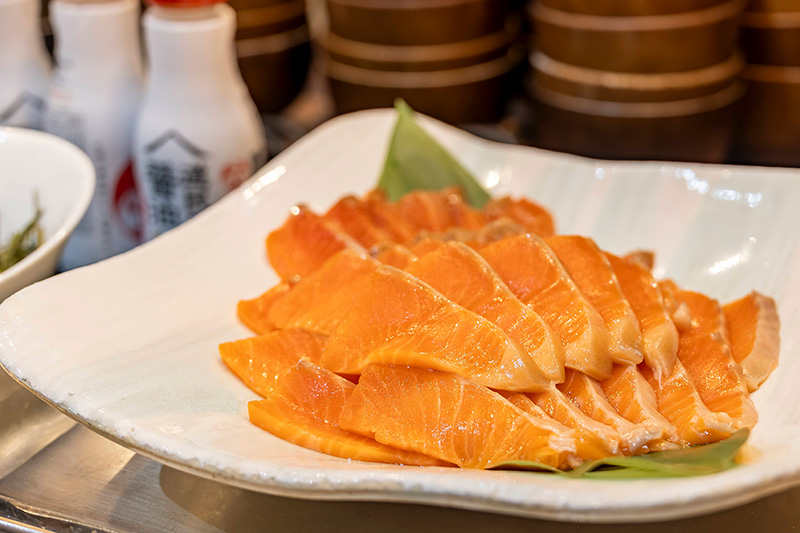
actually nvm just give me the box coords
[29,0,800,167]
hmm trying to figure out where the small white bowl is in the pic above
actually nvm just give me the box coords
[0,127,95,302]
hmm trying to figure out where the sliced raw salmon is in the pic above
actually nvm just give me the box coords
[479,234,613,380]
[268,249,379,335]
[396,189,453,232]
[606,252,678,381]
[266,205,363,280]
[324,196,393,248]
[405,242,565,384]
[546,236,643,365]
[723,292,781,392]
[220,329,327,396]
[372,243,417,269]
[529,386,622,456]
[677,333,758,428]
[557,369,662,454]
[237,281,292,334]
[406,237,447,257]
[319,265,545,391]
[443,187,486,230]
[249,360,448,466]
[362,189,417,243]
[484,197,556,237]
[339,364,577,469]
[503,392,609,463]
[641,361,737,445]
[600,364,679,449]
[624,250,655,270]
[471,218,527,245]
[659,279,693,332]
[673,289,758,428]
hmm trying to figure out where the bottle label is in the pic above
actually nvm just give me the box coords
[141,130,209,236]
[114,162,143,244]
[46,106,142,269]
[139,129,263,238]
[0,92,45,129]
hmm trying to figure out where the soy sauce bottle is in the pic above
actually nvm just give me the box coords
[134,0,267,240]
[0,0,50,129]
[45,0,144,269]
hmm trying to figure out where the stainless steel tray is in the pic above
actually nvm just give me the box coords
[2,368,800,533]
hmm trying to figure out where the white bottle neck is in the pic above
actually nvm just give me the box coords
[0,0,46,62]
[143,4,242,95]
[50,0,143,76]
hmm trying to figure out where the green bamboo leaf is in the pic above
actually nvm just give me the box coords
[490,429,749,479]
[377,100,491,208]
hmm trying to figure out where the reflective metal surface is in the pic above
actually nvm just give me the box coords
[2,368,800,532]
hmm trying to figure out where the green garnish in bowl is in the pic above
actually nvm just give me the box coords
[0,195,44,273]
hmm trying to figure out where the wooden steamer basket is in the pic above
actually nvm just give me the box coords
[234,0,307,39]
[323,45,525,124]
[325,0,509,46]
[538,0,730,16]
[732,1,800,165]
[527,52,745,162]
[741,7,800,66]
[230,0,311,112]
[322,21,519,72]
[531,0,745,73]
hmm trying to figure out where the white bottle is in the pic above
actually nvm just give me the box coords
[0,0,50,129]
[45,0,144,269]
[134,1,267,240]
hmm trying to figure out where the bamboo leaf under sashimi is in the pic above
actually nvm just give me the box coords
[378,100,491,208]
[491,429,749,479]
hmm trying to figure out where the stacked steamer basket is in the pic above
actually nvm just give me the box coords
[734,0,800,166]
[321,0,523,124]
[526,0,746,162]
[230,0,311,113]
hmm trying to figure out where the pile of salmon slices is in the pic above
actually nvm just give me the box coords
[221,188,781,470]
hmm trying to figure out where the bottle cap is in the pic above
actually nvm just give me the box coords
[147,0,226,8]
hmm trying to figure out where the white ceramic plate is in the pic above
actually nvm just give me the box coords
[1,110,799,523]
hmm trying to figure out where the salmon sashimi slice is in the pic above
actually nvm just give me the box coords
[267,249,379,335]
[219,329,327,396]
[323,196,394,248]
[485,197,556,237]
[396,189,453,232]
[479,234,613,380]
[677,333,758,428]
[546,236,644,365]
[266,205,364,280]
[600,364,680,449]
[641,361,738,445]
[362,189,417,243]
[723,292,781,392]
[557,369,662,454]
[237,282,293,334]
[624,250,655,270]
[659,280,693,332]
[468,218,527,246]
[503,392,609,463]
[249,360,448,466]
[371,243,417,269]
[403,218,526,256]
[442,187,486,230]
[406,237,447,257]
[338,364,577,469]
[673,289,758,428]
[405,242,565,384]
[319,265,545,391]
[606,252,679,381]
[529,386,622,457]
